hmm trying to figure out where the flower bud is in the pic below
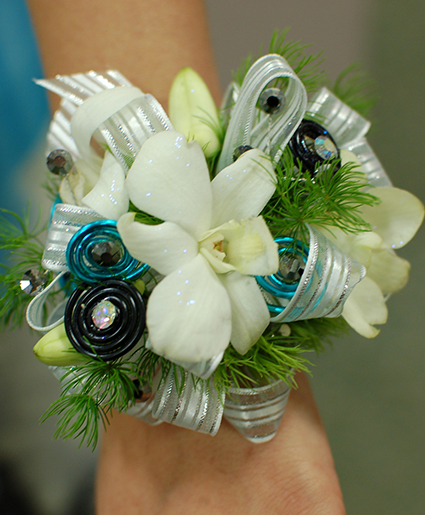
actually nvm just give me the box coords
[33,323,88,366]
[169,67,220,157]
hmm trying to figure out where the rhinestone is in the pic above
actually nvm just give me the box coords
[46,149,74,176]
[91,240,123,267]
[20,269,48,295]
[279,254,304,284]
[314,136,338,160]
[91,300,117,330]
[259,88,285,115]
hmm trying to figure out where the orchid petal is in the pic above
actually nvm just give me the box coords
[219,217,279,275]
[146,254,232,362]
[211,149,276,226]
[219,272,270,354]
[169,67,220,158]
[342,276,388,338]
[367,249,411,294]
[82,152,129,220]
[117,213,198,275]
[126,131,212,239]
[361,187,424,249]
[199,247,235,274]
[340,149,364,170]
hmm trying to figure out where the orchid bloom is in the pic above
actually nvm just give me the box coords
[319,187,424,337]
[117,131,278,362]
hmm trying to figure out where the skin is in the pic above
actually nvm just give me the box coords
[27,1,346,512]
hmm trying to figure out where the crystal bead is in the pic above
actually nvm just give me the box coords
[314,136,338,160]
[91,240,123,267]
[20,269,48,295]
[259,88,285,115]
[46,149,74,176]
[279,254,304,284]
[91,300,117,330]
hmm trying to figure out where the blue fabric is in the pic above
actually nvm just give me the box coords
[0,0,49,213]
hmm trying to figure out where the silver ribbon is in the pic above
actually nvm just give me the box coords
[38,71,173,172]
[224,380,291,443]
[26,272,68,333]
[151,367,224,435]
[307,87,392,187]
[265,225,365,323]
[42,203,104,272]
[218,54,307,171]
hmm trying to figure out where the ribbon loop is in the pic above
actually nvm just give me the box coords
[218,54,307,171]
[260,225,365,323]
[151,367,224,435]
[224,380,291,443]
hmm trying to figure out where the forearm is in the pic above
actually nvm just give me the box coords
[26,0,221,109]
[95,373,346,515]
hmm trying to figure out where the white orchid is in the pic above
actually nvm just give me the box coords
[319,187,424,337]
[117,131,278,363]
[59,151,129,221]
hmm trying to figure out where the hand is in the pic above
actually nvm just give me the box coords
[95,373,346,514]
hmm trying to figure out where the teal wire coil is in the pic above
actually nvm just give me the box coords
[66,220,148,283]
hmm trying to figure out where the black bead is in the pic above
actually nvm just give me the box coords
[259,88,285,115]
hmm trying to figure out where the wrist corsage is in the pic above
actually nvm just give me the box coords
[1,32,423,448]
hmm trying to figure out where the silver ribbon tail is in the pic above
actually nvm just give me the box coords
[151,367,224,436]
[224,380,291,443]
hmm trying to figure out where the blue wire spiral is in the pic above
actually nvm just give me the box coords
[66,220,148,284]
[256,237,309,314]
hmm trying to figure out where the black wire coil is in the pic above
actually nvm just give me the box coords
[64,279,146,361]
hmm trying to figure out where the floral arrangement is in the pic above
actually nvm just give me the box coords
[1,32,423,448]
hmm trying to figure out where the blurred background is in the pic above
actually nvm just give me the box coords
[0,0,424,513]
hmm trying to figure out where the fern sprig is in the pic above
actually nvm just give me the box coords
[261,149,379,242]
[332,63,377,117]
[0,207,48,330]
[234,29,326,93]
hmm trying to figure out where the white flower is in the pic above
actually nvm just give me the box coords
[117,131,278,362]
[319,187,424,337]
[59,151,129,221]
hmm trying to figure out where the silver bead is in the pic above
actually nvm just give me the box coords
[20,269,48,295]
[259,88,285,115]
[46,149,74,176]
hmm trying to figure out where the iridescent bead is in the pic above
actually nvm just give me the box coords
[91,300,117,330]
[20,269,48,295]
[314,136,338,160]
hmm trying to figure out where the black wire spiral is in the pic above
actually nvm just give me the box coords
[288,119,340,177]
[64,279,146,361]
